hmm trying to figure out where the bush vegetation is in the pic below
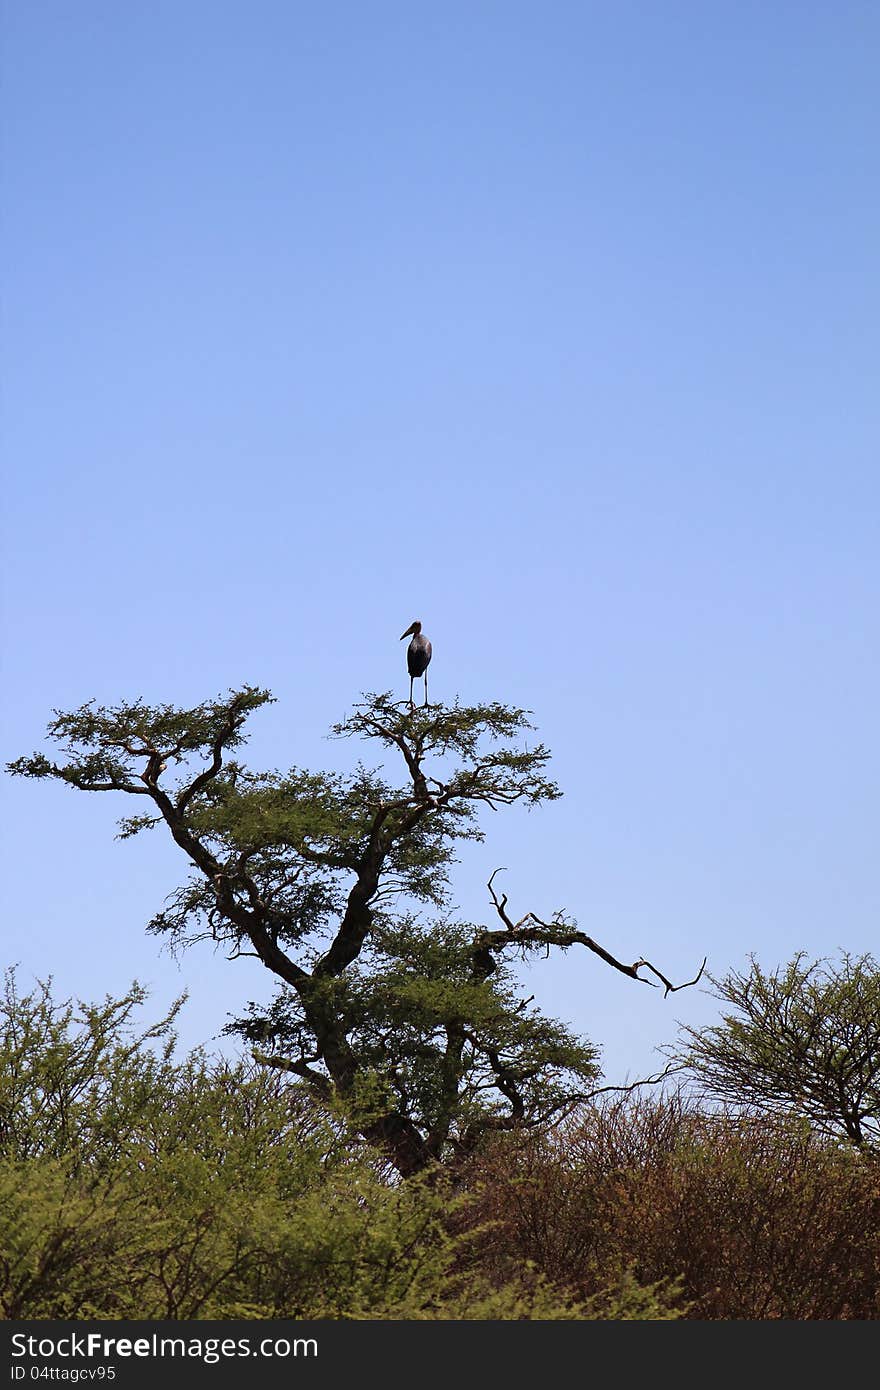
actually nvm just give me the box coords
[0,971,662,1319]
[461,1094,880,1319]
[2,970,878,1320]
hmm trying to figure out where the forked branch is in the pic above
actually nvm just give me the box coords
[482,869,706,998]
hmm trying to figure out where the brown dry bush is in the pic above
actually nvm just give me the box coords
[457,1093,880,1319]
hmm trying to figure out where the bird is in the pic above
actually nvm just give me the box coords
[400,620,432,708]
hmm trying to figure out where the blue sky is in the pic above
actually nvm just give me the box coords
[2,2,878,1084]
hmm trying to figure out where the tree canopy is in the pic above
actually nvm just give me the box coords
[671,951,880,1150]
[10,687,701,1174]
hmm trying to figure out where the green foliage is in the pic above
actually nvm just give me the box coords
[378,1265,681,1320]
[5,977,875,1320]
[0,974,602,1320]
[8,687,604,1174]
[232,917,599,1146]
[671,952,880,1149]
[8,688,273,797]
[0,967,182,1166]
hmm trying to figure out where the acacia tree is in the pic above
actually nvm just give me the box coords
[672,952,880,1150]
[9,688,702,1176]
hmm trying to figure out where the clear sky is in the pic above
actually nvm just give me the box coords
[2,2,878,1085]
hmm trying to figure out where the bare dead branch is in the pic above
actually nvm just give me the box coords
[483,870,706,997]
[632,956,708,997]
[582,1059,685,1100]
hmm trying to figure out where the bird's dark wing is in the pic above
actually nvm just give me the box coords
[407,635,432,677]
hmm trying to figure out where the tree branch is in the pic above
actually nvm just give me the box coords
[252,1050,333,1099]
[482,869,706,998]
[175,695,249,813]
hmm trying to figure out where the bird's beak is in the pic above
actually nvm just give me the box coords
[400,626,414,640]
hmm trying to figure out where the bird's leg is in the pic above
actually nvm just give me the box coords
[409,675,414,709]
[423,673,428,707]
